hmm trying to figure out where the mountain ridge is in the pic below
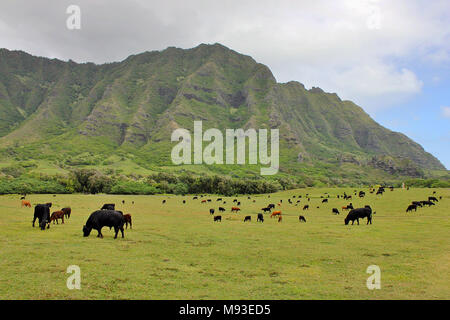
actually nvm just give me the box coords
[0,44,445,184]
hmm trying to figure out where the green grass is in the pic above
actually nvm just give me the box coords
[0,187,448,299]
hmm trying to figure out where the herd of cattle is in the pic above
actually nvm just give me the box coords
[21,186,443,239]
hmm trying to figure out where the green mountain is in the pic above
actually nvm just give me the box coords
[0,44,445,185]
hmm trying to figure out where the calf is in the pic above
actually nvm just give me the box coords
[214,215,222,222]
[83,210,125,239]
[299,215,306,222]
[406,204,417,212]
[332,208,340,215]
[244,216,251,222]
[124,214,132,229]
[50,211,65,224]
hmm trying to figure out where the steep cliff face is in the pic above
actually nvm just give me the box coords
[0,44,445,178]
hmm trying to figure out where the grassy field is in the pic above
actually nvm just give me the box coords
[0,187,448,300]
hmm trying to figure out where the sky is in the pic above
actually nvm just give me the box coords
[0,0,449,169]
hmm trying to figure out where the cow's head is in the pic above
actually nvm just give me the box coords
[83,225,91,237]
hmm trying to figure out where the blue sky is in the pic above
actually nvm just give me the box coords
[0,0,449,168]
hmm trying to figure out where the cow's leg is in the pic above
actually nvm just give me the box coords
[357,218,359,225]
[62,216,64,224]
[32,216,36,227]
[121,227,124,238]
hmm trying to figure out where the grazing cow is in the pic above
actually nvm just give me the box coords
[406,204,417,212]
[268,204,275,209]
[439,196,442,200]
[257,213,264,222]
[244,216,251,222]
[359,191,365,198]
[61,207,71,219]
[217,198,222,201]
[21,200,31,208]
[271,211,281,218]
[233,199,237,203]
[183,200,186,204]
[231,207,241,213]
[83,210,125,239]
[123,214,132,229]
[412,201,423,207]
[214,215,222,222]
[322,199,328,203]
[299,216,306,222]
[209,208,215,215]
[422,200,435,207]
[428,196,438,202]
[207,199,212,202]
[237,201,241,206]
[50,211,65,224]
[20,196,26,200]
[162,200,166,204]
[32,204,52,230]
[303,205,309,210]
[262,207,271,213]
[101,204,115,210]
[332,208,340,215]
[344,207,373,225]
[219,207,225,212]
[201,200,207,204]
[193,196,198,200]
[122,200,125,204]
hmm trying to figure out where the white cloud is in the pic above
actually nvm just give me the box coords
[442,106,450,119]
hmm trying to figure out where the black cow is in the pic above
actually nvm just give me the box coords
[428,196,438,202]
[412,201,423,207]
[422,200,435,207]
[162,200,166,204]
[332,208,340,215]
[237,201,241,206]
[257,213,264,222]
[322,199,328,203]
[268,204,275,209]
[83,210,125,239]
[299,215,306,222]
[101,204,115,210]
[406,204,417,212]
[219,207,225,212]
[262,207,271,213]
[303,205,309,210]
[62,207,71,219]
[217,198,222,201]
[209,209,215,215]
[32,203,52,230]
[244,216,251,222]
[345,206,373,225]
[214,215,221,222]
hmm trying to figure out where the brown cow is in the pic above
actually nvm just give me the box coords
[50,211,65,224]
[231,207,241,213]
[21,200,31,208]
[271,211,281,218]
[124,214,132,229]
